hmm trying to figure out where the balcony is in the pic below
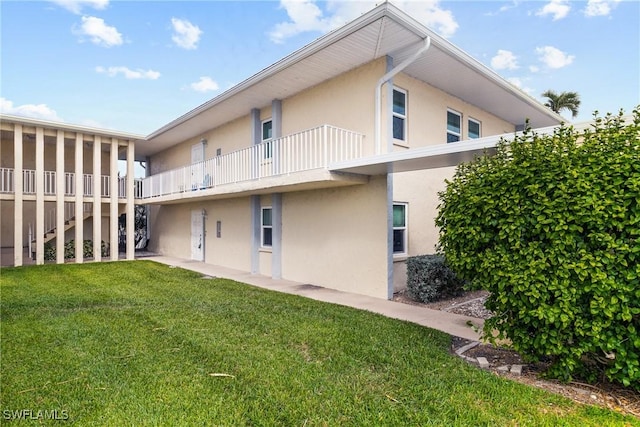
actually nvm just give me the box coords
[140,125,365,202]
[0,168,142,199]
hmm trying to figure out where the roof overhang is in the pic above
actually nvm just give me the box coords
[140,2,563,158]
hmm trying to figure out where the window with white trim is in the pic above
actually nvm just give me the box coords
[392,88,407,142]
[468,118,481,139]
[261,207,272,247]
[393,203,407,254]
[262,119,273,159]
[447,110,461,143]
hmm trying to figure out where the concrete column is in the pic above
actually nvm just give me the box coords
[250,195,260,274]
[35,127,44,265]
[56,130,65,264]
[271,100,282,174]
[271,193,282,279]
[110,139,119,261]
[385,56,395,299]
[93,136,102,261]
[126,142,135,260]
[75,133,84,263]
[13,124,23,266]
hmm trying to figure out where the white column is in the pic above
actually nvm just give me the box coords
[35,127,44,265]
[56,130,65,264]
[126,142,135,260]
[93,136,102,261]
[13,124,23,266]
[110,139,119,261]
[75,133,84,262]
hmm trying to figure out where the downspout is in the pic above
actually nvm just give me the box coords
[375,36,431,154]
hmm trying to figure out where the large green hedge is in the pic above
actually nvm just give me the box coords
[436,108,640,389]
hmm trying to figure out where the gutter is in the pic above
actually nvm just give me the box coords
[375,36,431,154]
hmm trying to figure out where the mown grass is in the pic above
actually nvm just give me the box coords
[1,261,636,426]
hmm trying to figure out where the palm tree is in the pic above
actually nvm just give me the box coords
[541,90,581,118]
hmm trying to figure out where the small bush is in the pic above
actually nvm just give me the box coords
[406,255,465,303]
[43,240,110,260]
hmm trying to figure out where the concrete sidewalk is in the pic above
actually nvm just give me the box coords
[149,255,484,341]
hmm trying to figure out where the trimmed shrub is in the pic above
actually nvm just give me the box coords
[406,255,465,303]
[43,240,110,260]
[436,108,640,389]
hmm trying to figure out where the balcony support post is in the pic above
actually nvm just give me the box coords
[56,130,65,264]
[93,136,102,261]
[110,138,119,261]
[126,142,135,260]
[13,124,23,266]
[75,133,84,262]
[35,127,44,265]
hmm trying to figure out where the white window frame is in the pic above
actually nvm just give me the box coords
[261,119,273,159]
[392,202,408,256]
[392,87,407,143]
[447,109,462,143]
[261,206,273,248]
[468,117,481,139]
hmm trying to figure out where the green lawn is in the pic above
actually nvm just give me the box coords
[1,261,636,426]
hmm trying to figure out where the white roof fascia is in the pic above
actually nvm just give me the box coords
[0,114,144,141]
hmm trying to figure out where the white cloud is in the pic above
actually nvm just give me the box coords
[536,0,571,20]
[171,18,202,50]
[74,16,123,47]
[50,0,108,14]
[0,98,62,121]
[529,65,540,73]
[584,0,621,17]
[96,66,160,80]
[491,50,519,70]
[190,77,219,93]
[269,0,458,44]
[536,45,575,69]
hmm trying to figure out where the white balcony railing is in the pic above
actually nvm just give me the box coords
[141,124,364,199]
[0,167,140,199]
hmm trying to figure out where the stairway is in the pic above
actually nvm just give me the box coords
[30,203,92,258]
[41,212,92,245]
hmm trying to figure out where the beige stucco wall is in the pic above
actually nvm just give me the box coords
[147,204,192,258]
[203,197,252,272]
[392,73,515,149]
[280,58,387,157]
[282,176,389,298]
[149,115,252,175]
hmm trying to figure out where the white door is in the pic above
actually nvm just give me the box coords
[191,210,204,261]
[191,142,204,190]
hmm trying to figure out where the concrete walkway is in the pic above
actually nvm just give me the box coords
[149,255,484,341]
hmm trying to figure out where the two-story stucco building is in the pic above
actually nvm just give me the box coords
[0,3,563,299]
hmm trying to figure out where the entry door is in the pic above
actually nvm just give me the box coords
[191,142,204,190]
[191,210,204,261]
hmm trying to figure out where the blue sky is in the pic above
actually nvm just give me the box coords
[2,0,638,136]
